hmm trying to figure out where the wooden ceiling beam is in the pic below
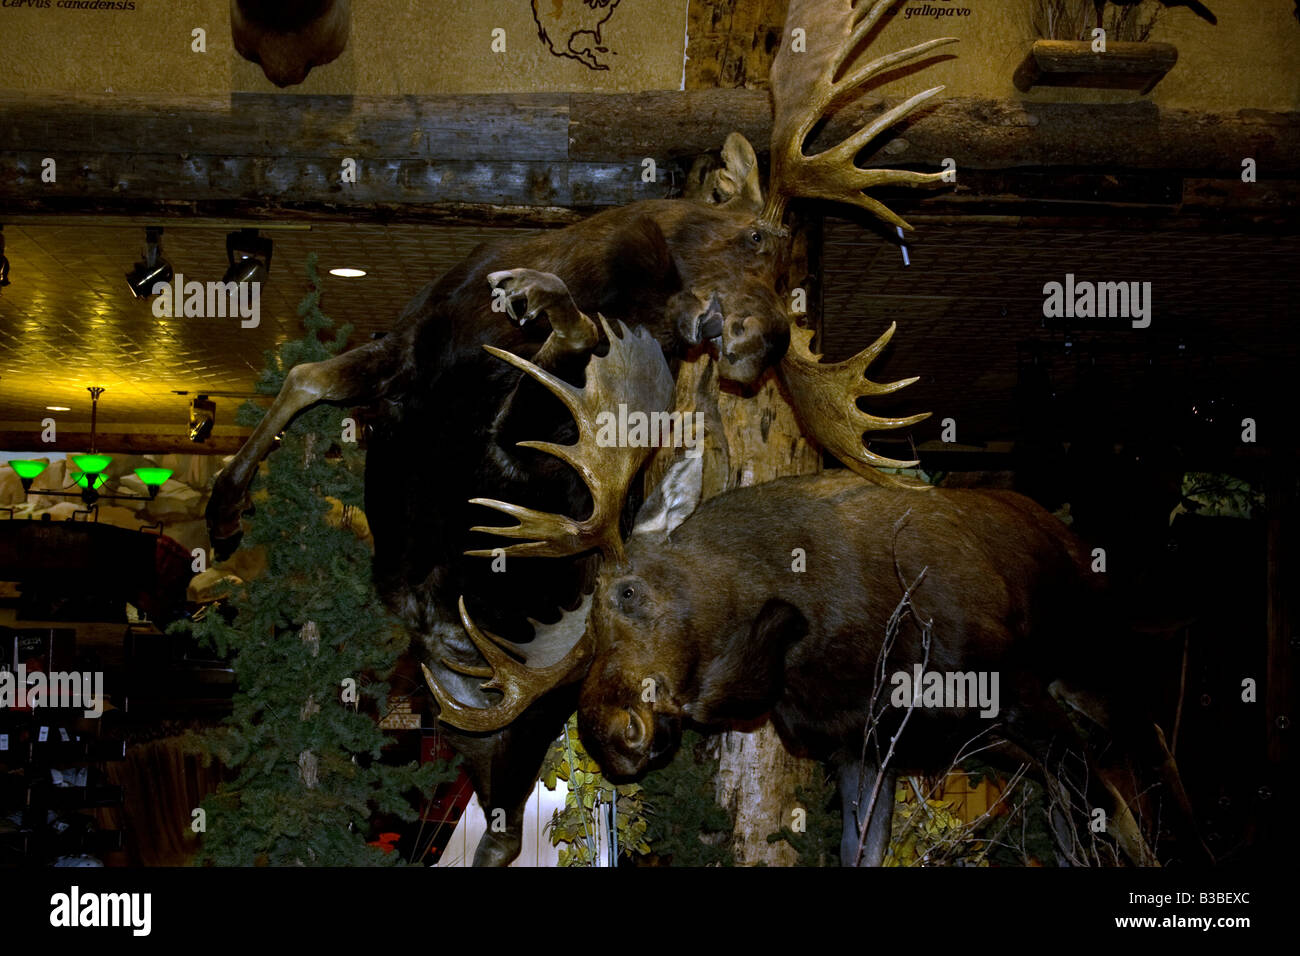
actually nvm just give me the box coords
[1,91,1294,221]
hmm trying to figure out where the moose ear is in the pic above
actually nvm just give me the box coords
[716,132,764,215]
[632,455,703,540]
[686,132,764,214]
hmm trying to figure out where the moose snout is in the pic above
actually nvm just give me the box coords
[696,293,725,343]
[582,703,682,782]
[622,707,648,748]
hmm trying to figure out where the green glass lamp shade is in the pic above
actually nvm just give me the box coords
[72,472,108,490]
[71,454,113,475]
[9,460,47,480]
[133,467,173,487]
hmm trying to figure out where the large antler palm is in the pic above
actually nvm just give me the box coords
[766,0,951,485]
[467,316,675,564]
[781,322,930,488]
[424,318,675,731]
[761,0,958,233]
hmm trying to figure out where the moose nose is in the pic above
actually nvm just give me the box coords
[697,293,724,342]
[623,708,648,749]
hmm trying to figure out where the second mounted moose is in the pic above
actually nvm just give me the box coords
[208,0,960,866]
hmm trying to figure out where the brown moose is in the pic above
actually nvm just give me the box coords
[430,321,1210,867]
[208,0,957,865]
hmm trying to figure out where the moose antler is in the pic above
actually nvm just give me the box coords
[427,317,674,731]
[423,595,594,733]
[466,315,675,563]
[761,0,958,232]
[780,322,930,488]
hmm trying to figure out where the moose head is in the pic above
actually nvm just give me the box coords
[661,0,958,400]
[422,311,923,743]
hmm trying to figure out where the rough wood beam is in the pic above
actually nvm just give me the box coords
[1,92,1295,221]
[568,93,1300,177]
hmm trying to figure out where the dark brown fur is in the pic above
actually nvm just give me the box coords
[577,468,1205,865]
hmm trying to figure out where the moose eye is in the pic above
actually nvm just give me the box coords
[621,586,636,600]
[749,230,763,245]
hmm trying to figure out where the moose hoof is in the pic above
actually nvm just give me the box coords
[471,829,522,867]
[210,528,244,562]
[205,491,252,561]
[487,269,572,329]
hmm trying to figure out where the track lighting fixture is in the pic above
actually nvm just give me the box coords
[125,227,173,299]
[223,228,273,285]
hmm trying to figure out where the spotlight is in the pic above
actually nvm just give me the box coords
[125,227,172,299]
[223,229,273,285]
[189,395,216,443]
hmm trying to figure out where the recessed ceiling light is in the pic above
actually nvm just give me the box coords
[46,405,71,412]
[329,267,366,278]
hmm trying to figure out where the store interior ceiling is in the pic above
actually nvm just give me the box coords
[0,217,1294,451]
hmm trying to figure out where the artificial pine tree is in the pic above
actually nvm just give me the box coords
[179,254,451,865]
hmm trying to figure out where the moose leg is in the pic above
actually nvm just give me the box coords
[446,692,575,867]
[1054,681,1212,864]
[486,270,601,473]
[206,337,399,558]
[487,269,598,367]
[839,762,896,867]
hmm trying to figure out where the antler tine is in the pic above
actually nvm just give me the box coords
[423,595,594,733]
[764,0,958,232]
[829,84,950,171]
[780,323,931,488]
[466,315,675,563]
[833,36,959,101]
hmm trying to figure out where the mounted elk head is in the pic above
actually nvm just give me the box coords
[231,0,350,88]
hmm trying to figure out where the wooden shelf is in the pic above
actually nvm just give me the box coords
[1014,40,1178,94]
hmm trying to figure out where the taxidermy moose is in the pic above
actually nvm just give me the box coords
[206,0,1046,865]
[431,320,1205,864]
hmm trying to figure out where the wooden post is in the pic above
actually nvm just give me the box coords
[656,216,825,865]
